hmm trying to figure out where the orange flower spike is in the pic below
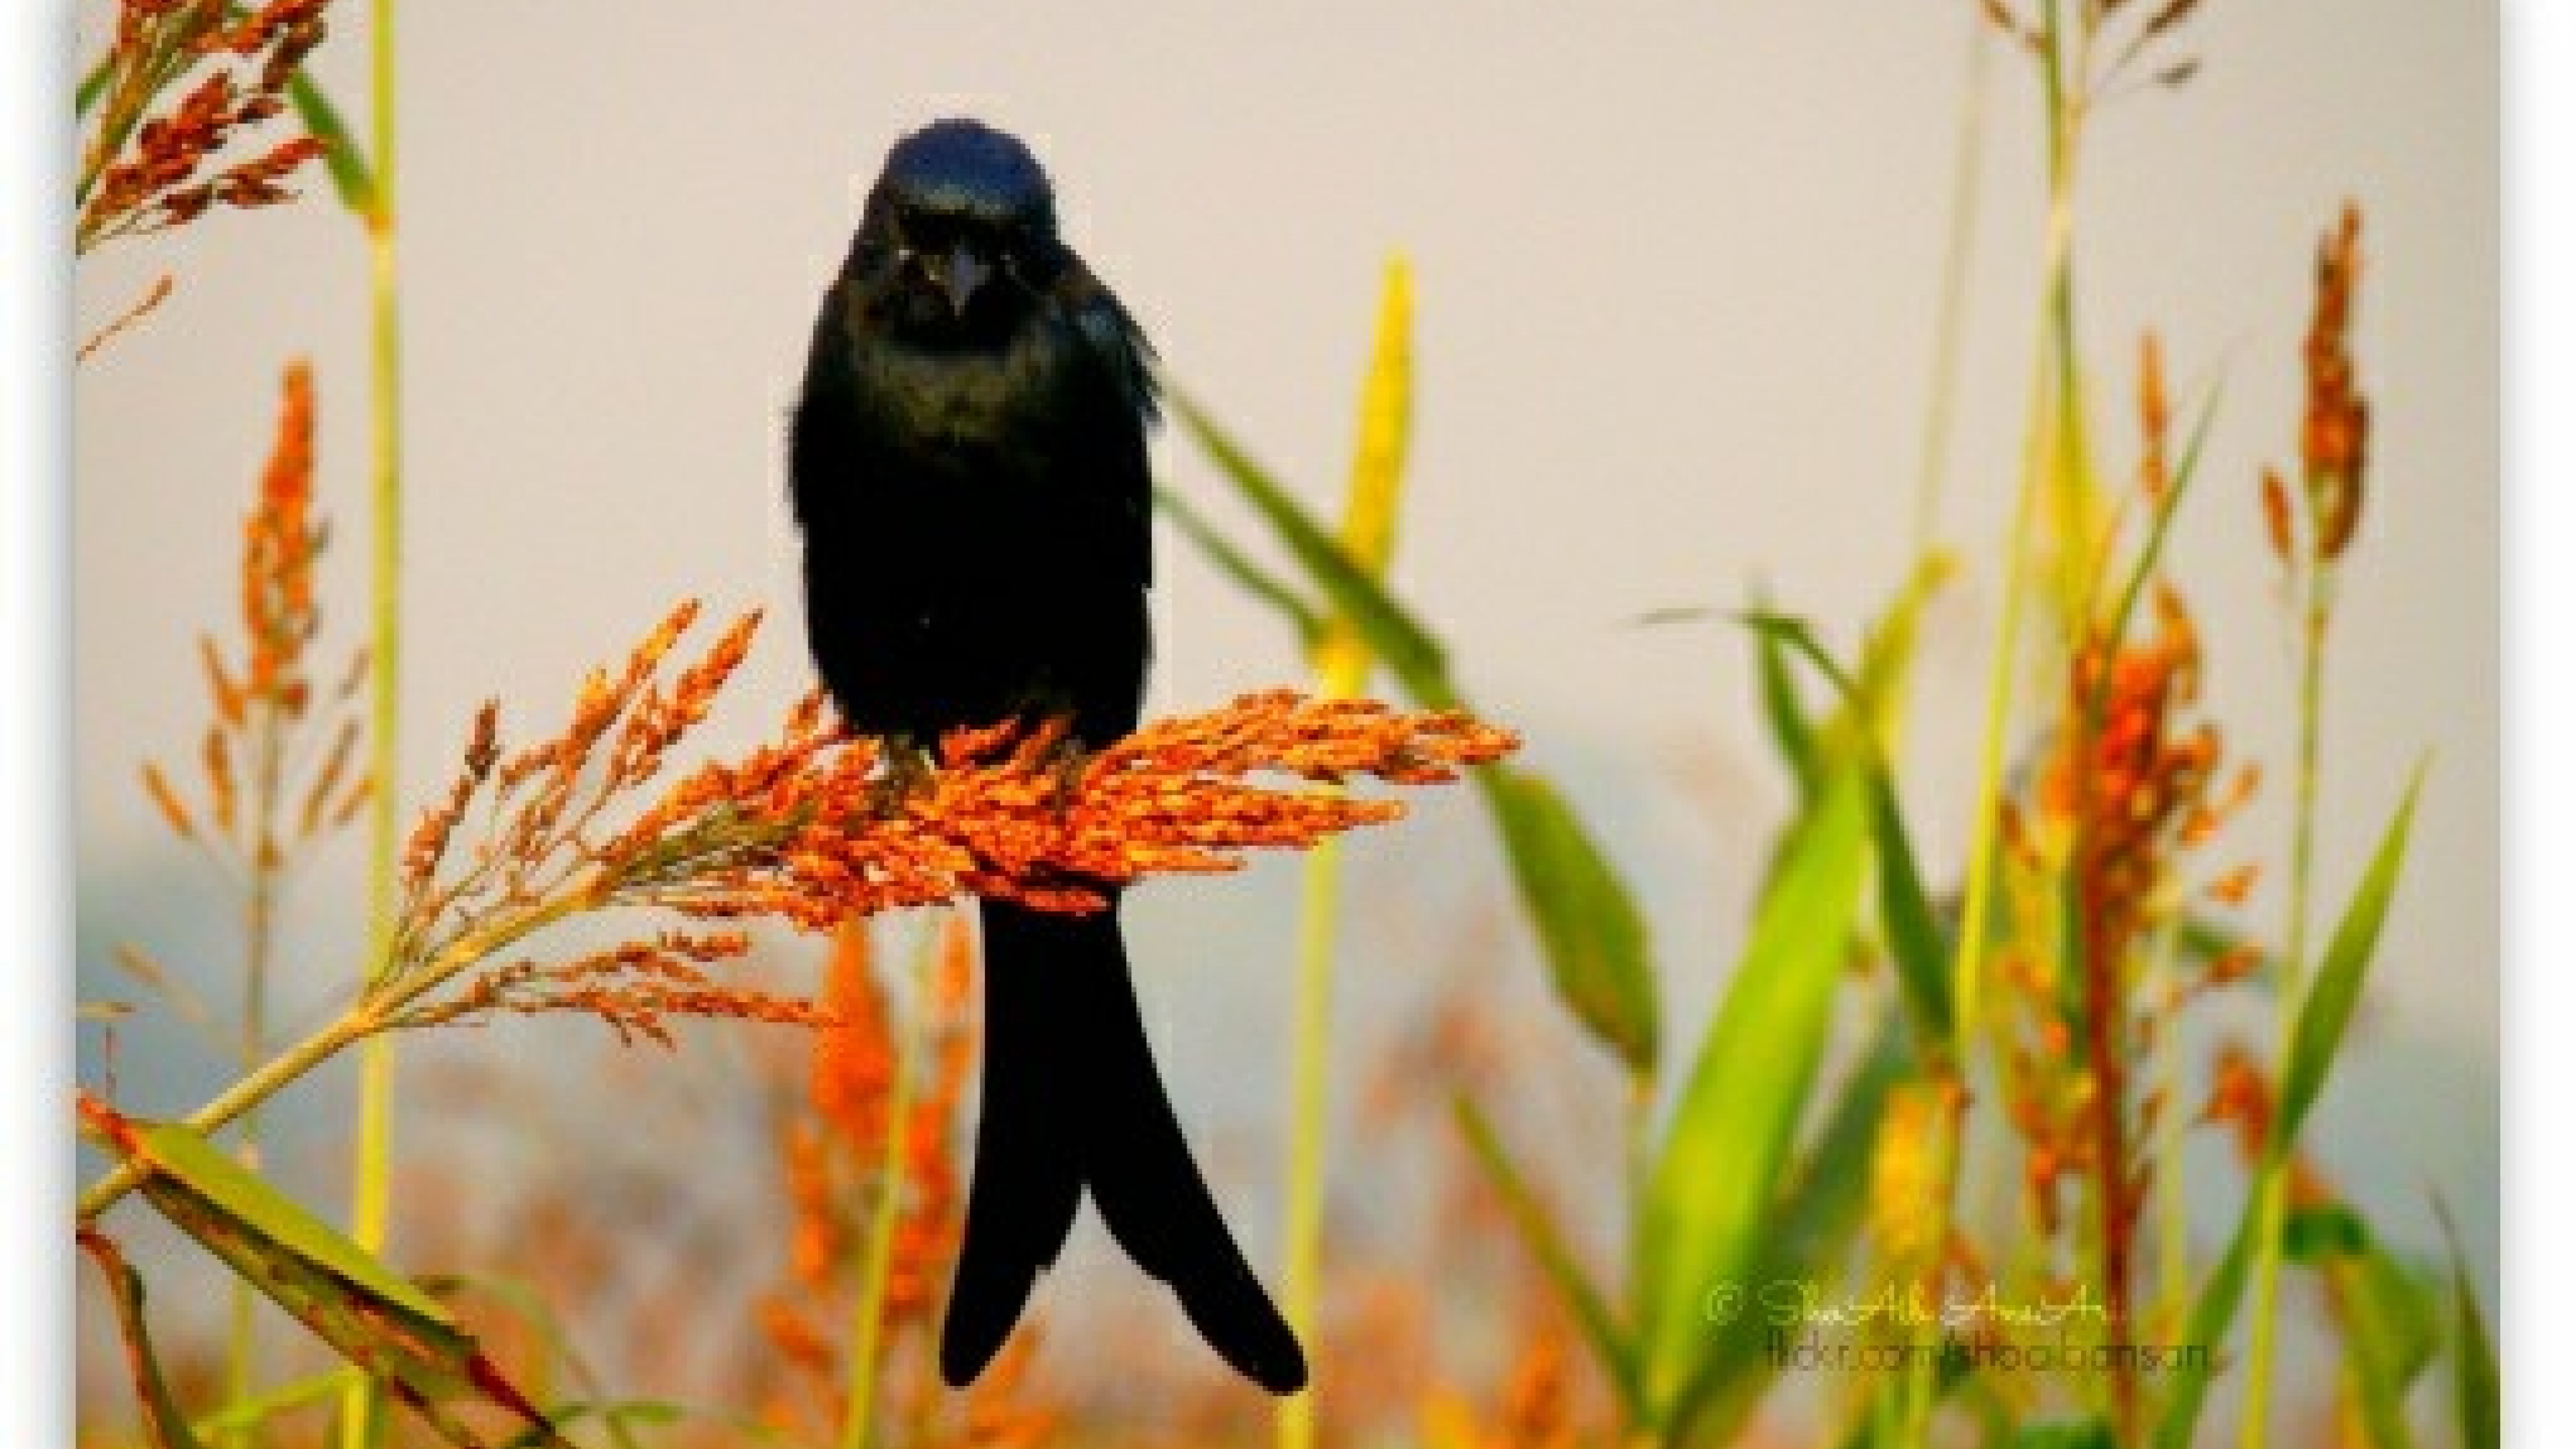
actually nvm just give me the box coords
[2298,203,2370,560]
[240,362,318,706]
[141,761,196,841]
[2137,331,2171,504]
[811,917,894,1149]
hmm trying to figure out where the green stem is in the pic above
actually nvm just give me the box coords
[2238,560,2332,1449]
[1277,831,1340,1449]
[2147,916,2191,1325]
[1900,14,2087,1446]
[79,1002,382,1222]
[1910,19,1992,557]
[223,693,288,1448]
[840,920,934,1449]
[76,887,593,1224]
[343,0,402,1442]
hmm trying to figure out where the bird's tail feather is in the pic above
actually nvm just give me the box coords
[940,899,1308,1395]
[939,900,1085,1387]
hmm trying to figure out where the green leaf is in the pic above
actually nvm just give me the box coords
[2153,1205,2261,1449]
[1735,606,1954,1057]
[2155,766,2427,1449]
[189,1369,348,1441]
[78,52,114,114]
[2332,1238,2437,1449]
[496,1401,823,1449]
[1664,1018,1909,1445]
[78,1230,210,1449]
[1167,390,1451,704]
[286,74,377,216]
[129,1118,450,1321]
[2011,1421,2118,1449]
[2271,764,2427,1156]
[425,1271,637,1449]
[2279,1202,2369,1261]
[1477,767,1660,1072]
[2438,1204,2499,1449]
[1863,759,1953,1054]
[1635,765,1870,1411]
[1152,485,1324,649]
[1754,617,1821,802]
[1170,388,1660,1071]
[2281,1201,2436,1449]
[91,1113,566,1449]
[1452,1095,1641,1419]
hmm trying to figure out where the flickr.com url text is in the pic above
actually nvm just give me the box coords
[1765,1331,2212,1376]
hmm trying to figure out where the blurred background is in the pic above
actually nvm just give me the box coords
[72,1,2496,1438]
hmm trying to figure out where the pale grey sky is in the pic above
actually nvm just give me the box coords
[73,1,2496,1305]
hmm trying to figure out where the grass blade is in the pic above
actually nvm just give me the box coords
[2271,763,2427,1155]
[2436,1202,2499,1449]
[1167,391,1450,703]
[1754,606,1821,801]
[1452,1095,1642,1419]
[1635,765,1870,1411]
[80,1230,211,1449]
[187,1370,349,1443]
[1170,390,1660,1071]
[2153,1205,2259,1449]
[1664,1016,1908,1444]
[286,74,378,217]
[82,1108,566,1448]
[1736,605,1955,1056]
[2153,764,2427,1448]
[1155,484,1323,648]
[1476,767,1659,1071]
[2283,1203,2437,1449]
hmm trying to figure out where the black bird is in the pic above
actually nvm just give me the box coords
[788,118,1307,1395]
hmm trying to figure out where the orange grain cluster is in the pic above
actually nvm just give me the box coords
[139,361,368,863]
[393,930,806,1047]
[759,916,1057,1447]
[78,0,335,254]
[388,601,1515,1047]
[2200,1042,2332,1210]
[2047,588,2251,958]
[2264,203,2371,567]
[1977,0,2203,91]
[1994,339,2261,1312]
[792,916,973,1323]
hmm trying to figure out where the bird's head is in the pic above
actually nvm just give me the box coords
[852,119,1065,343]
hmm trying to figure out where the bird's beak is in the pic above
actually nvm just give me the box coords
[936,244,991,316]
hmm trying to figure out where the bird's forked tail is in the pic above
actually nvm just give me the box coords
[939,898,1308,1395]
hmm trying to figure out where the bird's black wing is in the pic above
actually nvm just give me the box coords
[1058,258,1160,597]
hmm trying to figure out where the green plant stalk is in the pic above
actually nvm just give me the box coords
[2237,559,2332,1449]
[223,696,289,1448]
[2149,915,2192,1324]
[1910,18,1992,558]
[1898,14,2085,1446]
[77,886,594,1225]
[1277,833,1341,1449]
[840,920,935,1449]
[343,0,402,1442]
[1278,258,1409,1449]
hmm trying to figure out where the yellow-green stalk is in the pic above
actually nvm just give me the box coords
[1900,9,2092,1443]
[221,661,290,1448]
[1911,19,1992,559]
[841,918,938,1449]
[2237,555,2333,1449]
[343,3,402,1442]
[1277,256,1411,1449]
